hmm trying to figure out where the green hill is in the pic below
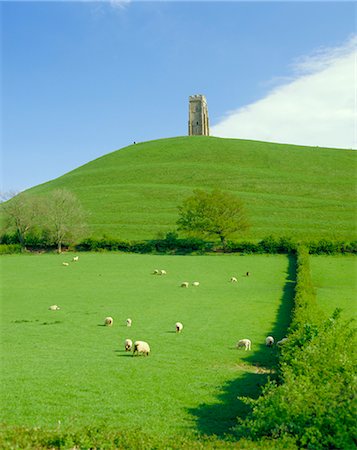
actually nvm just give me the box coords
[24,136,357,241]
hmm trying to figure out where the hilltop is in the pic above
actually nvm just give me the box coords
[25,136,357,241]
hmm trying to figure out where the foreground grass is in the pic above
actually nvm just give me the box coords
[1,253,294,443]
[310,255,357,320]
[23,136,357,240]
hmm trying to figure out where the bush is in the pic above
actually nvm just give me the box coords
[0,244,22,254]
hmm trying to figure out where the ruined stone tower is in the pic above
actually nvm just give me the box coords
[188,94,209,136]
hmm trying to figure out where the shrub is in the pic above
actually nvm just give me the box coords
[0,244,22,254]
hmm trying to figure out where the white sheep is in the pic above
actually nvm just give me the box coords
[153,269,160,275]
[181,282,189,288]
[192,281,200,287]
[104,316,114,326]
[133,340,150,356]
[126,318,132,327]
[72,256,79,262]
[62,262,69,266]
[48,305,60,311]
[160,269,167,275]
[277,337,288,346]
[237,339,251,351]
[175,322,183,333]
[125,339,133,352]
[265,336,275,347]
[230,277,238,283]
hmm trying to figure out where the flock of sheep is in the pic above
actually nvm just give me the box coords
[54,258,288,357]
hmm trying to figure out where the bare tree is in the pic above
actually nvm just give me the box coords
[1,193,41,246]
[0,190,20,203]
[44,189,87,253]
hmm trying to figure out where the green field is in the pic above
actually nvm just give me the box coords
[310,255,357,320]
[1,253,295,440]
[22,136,357,241]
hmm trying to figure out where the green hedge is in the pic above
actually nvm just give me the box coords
[235,247,357,449]
[1,232,356,255]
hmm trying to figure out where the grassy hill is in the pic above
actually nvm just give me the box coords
[25,136,357,241]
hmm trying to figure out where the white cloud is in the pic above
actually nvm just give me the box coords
[211,36,356,150]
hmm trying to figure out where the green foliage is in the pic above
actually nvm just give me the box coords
[12,137,356,241]
[0,244,22,254]
[307,238,357,254]
[177,188,249,245]
[235,248,357,449]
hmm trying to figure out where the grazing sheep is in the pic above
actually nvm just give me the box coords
[160,269,167,275]
[192,281,200,287]
[175,322,183,333]
[104,316,114,326]
[246,271,251,277]
[277,337,288,346]
[181,282,189,288]
[49,305,60,311]
[126,318,132,327]
[230,277,238,283]
[237,339,251,351]
[133,340,150,356]
[153,269,160,275]
[72,256,79,262]
[62,262,69,266]
[125,339,133,352]
[265,336,275,347]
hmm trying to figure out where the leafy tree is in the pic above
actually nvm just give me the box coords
[177,189,249,246]
[1,193,41,246]
[44,189,87,253]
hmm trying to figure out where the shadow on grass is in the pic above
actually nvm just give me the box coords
[41,321,62,326]
[188,254,296,438]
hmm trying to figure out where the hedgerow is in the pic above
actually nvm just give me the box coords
[235,246,357,449]
[1,231,356,255]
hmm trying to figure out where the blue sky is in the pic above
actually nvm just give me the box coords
[1,1,356,194]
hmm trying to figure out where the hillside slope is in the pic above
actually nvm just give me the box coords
[25,136,357,240]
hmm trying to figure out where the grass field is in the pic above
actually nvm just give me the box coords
[1,253,295,440]
[310,255,357,321]
[21,136,357,241]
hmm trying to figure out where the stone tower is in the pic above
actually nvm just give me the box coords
[188,94,209,136]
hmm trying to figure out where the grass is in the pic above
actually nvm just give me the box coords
[1,252,295,442]
[310,255,357,320]
[20,136,357,241]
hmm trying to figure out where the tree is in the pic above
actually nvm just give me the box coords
[1,193,41,246]
[44,189,87,253]
[177,189,249,246]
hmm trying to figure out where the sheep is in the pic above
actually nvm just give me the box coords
[104,316,114,326]
[153,269,160,275]
[265,336,275,347]
[62,262,69,266]
[192,281,200,287]
[246,271,251,277]
[277,337,288,346]
[237,339,251,351]
[72,256,79,262]
[49,305,60,311]
[175,322,183,333]
[230,277,238,283]
[133,340,150,356]
[160,269,167,275]
[125,339,133,352]
[181,282,189,288]
[126,318,132,327]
